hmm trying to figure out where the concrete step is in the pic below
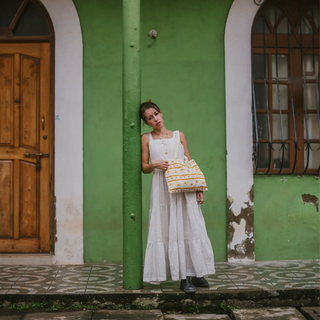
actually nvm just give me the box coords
[0,310,165,320]
[164,314,230,319]
[300,307,320,320]
[231,307,307,320]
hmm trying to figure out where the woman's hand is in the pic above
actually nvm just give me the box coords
[196,191,204,205]
[152,160,169,171]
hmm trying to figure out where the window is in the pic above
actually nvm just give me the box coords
[252,0,319,174]
[0,0,53,38]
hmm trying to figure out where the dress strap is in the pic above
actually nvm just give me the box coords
[173,130,180,159]
[149,132,153,141]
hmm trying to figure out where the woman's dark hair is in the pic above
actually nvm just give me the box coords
[140,99,160,121]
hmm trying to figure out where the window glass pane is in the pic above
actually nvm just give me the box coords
[272,114,288,140]
[277,17,292,33]
[253,16,270,34]
[305,83,319,110]
[304,143,320,169]
[272,55,288,79]
[264,5,282,27]
[272,143,289,168]
[257,143,270,168]
[13,2,50,36]
[252,54,268,79]
[303,55,319,79]
[253,83,268,110]
[307,4,319,28]
[299,17,313,34]
[304,114,320,139]
[272,84,288,110]
[257,114,269,139]
[0,0,24,28]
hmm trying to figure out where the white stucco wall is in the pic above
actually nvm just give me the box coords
[42,0,83,264]
[225,0,260,261]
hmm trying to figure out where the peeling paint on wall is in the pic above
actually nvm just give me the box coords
[227,185,255,261]
[301,194,319,212]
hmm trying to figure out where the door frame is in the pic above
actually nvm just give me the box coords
[0,0,83,264]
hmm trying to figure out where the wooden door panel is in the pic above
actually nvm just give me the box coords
[21,55,40,149]
[0,44,41,57]
[0,55,14,145]
[0,43,51,253]
[0,239,39,253]
[0,160,13,238]
[0,148,38,161]
[20,161,39,238]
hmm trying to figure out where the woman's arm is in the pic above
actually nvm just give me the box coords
[180,131,204,204]
[141,134,154,173]
[141,134,169,173]
[179,131,191,160]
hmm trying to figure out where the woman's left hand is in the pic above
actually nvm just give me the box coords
[196,191,204,205]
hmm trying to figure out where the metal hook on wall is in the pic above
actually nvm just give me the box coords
[147,29,157,48]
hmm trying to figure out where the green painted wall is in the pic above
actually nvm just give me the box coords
[254,175,320,261]
[73,0,232,263]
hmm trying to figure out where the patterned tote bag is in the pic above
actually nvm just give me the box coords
[165,132,208,194]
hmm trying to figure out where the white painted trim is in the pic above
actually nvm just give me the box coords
[0,254,53,265]
[225,0,259,261]
[41,0,83,264]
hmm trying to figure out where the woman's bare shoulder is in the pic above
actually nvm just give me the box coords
[141,133,150,143]
[179,131,186,139]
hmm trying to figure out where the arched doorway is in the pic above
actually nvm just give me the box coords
[0,0,54,253]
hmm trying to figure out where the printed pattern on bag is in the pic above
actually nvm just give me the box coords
[165,159,208,194]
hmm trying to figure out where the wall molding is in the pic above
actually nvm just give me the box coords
[225,0,259,261]
[42,0,83,264]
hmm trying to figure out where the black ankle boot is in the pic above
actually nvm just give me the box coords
[180,276,196,293]
[191,276,209,287]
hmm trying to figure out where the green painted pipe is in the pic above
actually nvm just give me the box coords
[122,0,142,289]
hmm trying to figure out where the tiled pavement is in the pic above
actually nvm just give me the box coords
[0,259,319,294]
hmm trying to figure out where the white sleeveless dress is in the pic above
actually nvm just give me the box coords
[143,130,215,282]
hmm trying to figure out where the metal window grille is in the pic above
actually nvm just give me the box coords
[252,0,320,175]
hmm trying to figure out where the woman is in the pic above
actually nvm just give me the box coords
[140,99,215,293]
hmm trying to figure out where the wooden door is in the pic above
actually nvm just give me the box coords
[0,43,51,253]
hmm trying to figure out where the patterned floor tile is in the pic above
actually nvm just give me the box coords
[0,261,318,295]
[0,266,29,274]
[232,280,277,290]
[0,275,23,286]
[46,285,87,294]
[142,282,162,292]
[160,280,180,292]
[85,285,116,293]
[0,287,10,294]
[274,280,316,289]
[308,280,320,289]
[6,286,41,294]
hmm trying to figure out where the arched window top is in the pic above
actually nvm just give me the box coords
[251,0,320,175]
[0,0,53,38]
[253,0,319,35]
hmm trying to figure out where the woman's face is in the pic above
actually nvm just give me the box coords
[144,108,163,129]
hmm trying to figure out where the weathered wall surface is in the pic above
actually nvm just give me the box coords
[254,175,320,260]
[73,0,232,263]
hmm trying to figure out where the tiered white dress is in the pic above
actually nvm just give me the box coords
[143,130,215,282]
